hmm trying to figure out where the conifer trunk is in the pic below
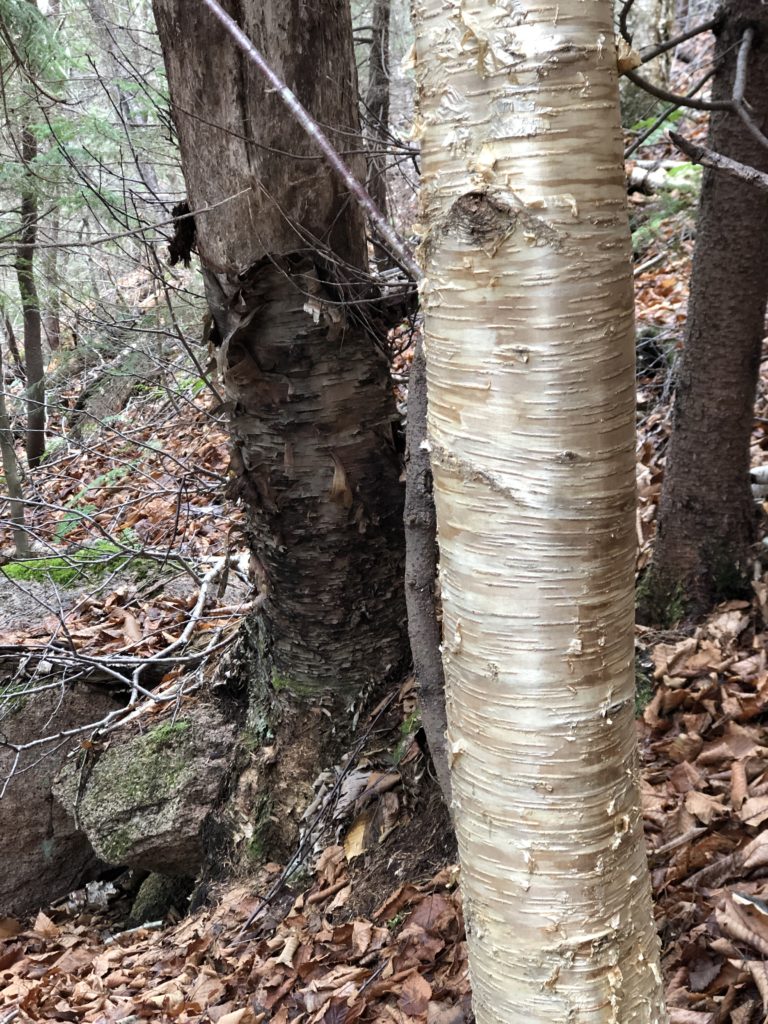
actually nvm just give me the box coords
[643,1,768,622]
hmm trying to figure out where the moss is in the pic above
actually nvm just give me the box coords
[129,872,192,925]
[82,723,195,863]
[1,540,144,589]
[393,710,421,765]
[1,540,156,588]
[147,720,190,745]
[0,680,34,714]
[634,665,655,717]
[636,574,685,628]
[246,795,274,865]
[270,669,324,698]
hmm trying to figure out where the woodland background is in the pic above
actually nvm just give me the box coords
[2,0,768,1022]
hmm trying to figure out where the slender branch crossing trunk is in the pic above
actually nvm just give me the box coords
[413,2,666,1020]
[642,1,768,622]
[151,0,406,697]
[15,125,45,469]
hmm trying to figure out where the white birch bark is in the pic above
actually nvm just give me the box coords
[412,2,667,1021]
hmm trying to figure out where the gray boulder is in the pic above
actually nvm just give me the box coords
[0,684,120,919]
[54,701,238,876]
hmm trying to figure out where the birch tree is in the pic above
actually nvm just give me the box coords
[413,1,666,1020]
[150,0,408,852]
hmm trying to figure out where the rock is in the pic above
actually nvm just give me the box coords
[129,872,193,925]
[54,701,238,876]
[0,683,121,919]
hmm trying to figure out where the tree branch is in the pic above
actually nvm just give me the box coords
[670,131,768,193]
[624,69,731,112]
[639,16,720,65]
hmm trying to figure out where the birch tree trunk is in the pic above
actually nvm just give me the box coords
[151,0,406,696]
[413,2,666,1021]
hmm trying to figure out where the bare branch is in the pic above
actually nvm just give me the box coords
[669,131,768,193]
[624,70,716,159]
[624,69,731,112]
[618,0,636,45]
[732,27,768,152]
[639,17,721,65]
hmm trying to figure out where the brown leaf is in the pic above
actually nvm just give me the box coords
[739,796,768,827]
[0,917,21,939]
[32,911,59,940]
[684,790,726,825]
[398,972,432,1017]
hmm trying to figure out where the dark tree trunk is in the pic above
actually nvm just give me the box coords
[151,0,406,697]
[404,338,450,804]
[15,126,45,469]
[365,0,390,225]
[641,1,768,622]
[1,307,26,381]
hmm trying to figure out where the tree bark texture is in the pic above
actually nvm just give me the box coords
[0,339,29,558]
[365,0,391,222]
[151,0,406,695]
[404,337,451,804]
[15,125,45,469]
[413,1,666,1021]
[645,1,768,622]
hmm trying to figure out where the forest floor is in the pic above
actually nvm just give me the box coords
[5,47,768,1024]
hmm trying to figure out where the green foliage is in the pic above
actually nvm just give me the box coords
[634,664,655,717]
[1,539,149,587]
[636,574,685,628]
[631,165,702,257]
[54,462,139,541]
[392,710,421,766]
[629,108,684,148]
[0,0,59,72]
[147,719,191,746]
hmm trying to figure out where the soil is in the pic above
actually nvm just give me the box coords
[344,756,456,921]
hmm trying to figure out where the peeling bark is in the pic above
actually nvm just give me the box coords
[152,0,406,695]
[413,1,666,1020]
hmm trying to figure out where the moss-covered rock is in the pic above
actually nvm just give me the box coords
[128,872,193,925]
[53,702,238,876]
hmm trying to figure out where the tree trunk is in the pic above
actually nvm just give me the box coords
[404,338,451,804]
[16,125,45,469]
[365,0,391,225]
[413,2,666,1021]
[641,1,768,624]
[151,0,406,699]
[0,339,29,559]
